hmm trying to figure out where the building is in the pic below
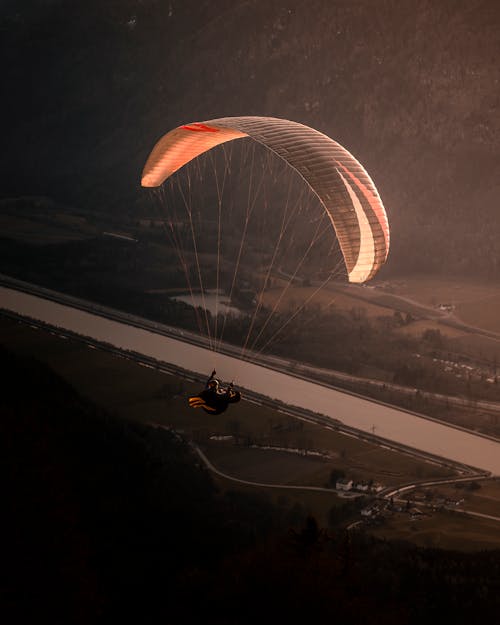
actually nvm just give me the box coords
[336,478,353,491]
[354,482,369,492]
[361,504,379,517]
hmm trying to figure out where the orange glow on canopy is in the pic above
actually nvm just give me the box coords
[141,116,389,282]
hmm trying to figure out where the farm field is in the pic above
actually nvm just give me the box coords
[207,469,345,528]
[374,274,500,334]
[200,439,451,490]
[259,278,500,358]
[449,332,500,363]
[366,509,500,552]
[260,284,393,318]
[426,478,500,518]
[395,318,467,340]
[337,277,500,365]
[0,208,98,244]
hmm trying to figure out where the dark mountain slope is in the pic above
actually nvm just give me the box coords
[2,0,500,276]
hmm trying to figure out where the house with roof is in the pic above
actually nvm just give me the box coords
[354,482,369,492]
[336,478,353,491]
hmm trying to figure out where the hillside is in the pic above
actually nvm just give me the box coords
[3,342,500,624]
[2,0,500,278]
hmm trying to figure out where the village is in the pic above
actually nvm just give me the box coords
[335,477,468,525]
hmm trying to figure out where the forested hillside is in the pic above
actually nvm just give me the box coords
[2,0,500,278]
[3,344,500,624]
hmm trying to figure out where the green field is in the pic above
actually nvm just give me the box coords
[374,274,500,335]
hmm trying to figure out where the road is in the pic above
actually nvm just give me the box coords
[338,282,500,359]
[381,476,500,524]
[2,277,500,475]
[190,441,343,495]
[167,430,500,526]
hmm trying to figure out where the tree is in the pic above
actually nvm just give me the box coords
[329,468,346,486]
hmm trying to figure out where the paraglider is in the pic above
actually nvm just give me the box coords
[141,116,390,406]
[188,370,241,415]
[141,116,389,283]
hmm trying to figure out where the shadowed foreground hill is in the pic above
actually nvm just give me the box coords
[2,344,500,624]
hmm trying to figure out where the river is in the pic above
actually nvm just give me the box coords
[1,283,500,475]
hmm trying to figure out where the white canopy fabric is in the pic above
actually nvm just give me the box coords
[141,116,389,283]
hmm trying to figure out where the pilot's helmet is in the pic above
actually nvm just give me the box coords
[208,378,220,390]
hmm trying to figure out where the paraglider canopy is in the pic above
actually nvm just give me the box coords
[142,116,389,283]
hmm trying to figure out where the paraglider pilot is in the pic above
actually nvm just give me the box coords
[188,370,241,415]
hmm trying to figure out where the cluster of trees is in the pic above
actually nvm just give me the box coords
[3,345,500,624]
